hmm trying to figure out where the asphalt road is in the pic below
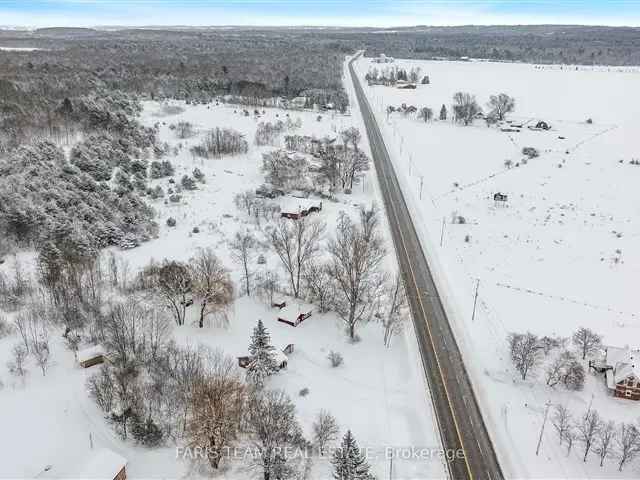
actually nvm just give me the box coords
[348,53,505,480]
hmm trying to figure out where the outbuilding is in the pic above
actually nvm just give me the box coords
[76,448,127,480]
[77,345,106,369]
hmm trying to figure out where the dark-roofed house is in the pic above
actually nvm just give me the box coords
[601,346,640,400]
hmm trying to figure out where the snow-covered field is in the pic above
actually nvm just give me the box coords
[355,56,640,478]
[0,64,446,478]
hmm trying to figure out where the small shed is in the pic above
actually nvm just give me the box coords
[280,197,322,220]
[77,448,127,480]
[493,192,508,203]
[271,349,288,369]
[78,345,106,369]
[238,344,294,370]
[277,303,312,327]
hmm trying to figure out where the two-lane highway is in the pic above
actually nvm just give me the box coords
[348,53,504,480]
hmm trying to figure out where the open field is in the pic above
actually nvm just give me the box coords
[355,55,640,478]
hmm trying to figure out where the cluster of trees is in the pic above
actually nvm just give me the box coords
[232,201,403,344]
[365,65,428,86]
[508,327,602,387]
[255,120,286,146]
[550,404,640,471]
[358,25,640,66]
[451,91,515,125]
[277,128,369,194]
[190,127,248,159]
[138,248,234,328]
[0,27,349,151]
[0,140,158,252]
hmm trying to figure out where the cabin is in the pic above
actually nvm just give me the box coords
[77,345,106,369]
[280,197,322,220]
[238,344,294,370]
[592,346,640,400]
[493,192,508,203]
[277,303,312,327]
[76,448,127,480]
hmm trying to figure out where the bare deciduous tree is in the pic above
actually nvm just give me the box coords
[7,343,28,379]
[452,92,481,125]
[328,207,386,341]
[187,350,246,470]
[595,420,616,467]
[230,231,257,297]
[615,422,640,471]
[551,404,572,446]
[508,332,542,380]
[143,260,192,326]
[578,410,602,462]
[245,389,307,480]
[269,217,325,299]
[572,327,602,360]
[190,248,234,328]
[487,93,515,120]
[312,409,339,456]
[381,273,407,347]
[303,261,333,313]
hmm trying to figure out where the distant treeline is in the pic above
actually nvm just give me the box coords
[347,25,640,66]
[0,28,350,145]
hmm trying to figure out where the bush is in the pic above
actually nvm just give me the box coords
[327,351,343,368]
[169,194,181,203]
[166,217,177,227]
[150,160,175,179]
[192,226,200,234]
[192,168,205,183]
[299,387,310,397]
[0,315,13,338]
[181,175,197,190]
[522,147,539,159]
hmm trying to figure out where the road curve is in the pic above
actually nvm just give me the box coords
[348,52,504,480]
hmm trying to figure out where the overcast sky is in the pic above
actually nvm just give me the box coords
[1,0,639,28]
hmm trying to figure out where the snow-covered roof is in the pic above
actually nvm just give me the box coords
[76,448,127,479]
[77,345,105,363]
[606,346,640,383]
[277,302,311,319]
[271,349,288,365]
[279,196,321,215]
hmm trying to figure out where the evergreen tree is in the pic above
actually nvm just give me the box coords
[332,430,375,480]
[439,104,448,121]
[246,320,278,389]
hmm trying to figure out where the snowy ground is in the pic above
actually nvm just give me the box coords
[355,56,640,478]
[0,66,446,478]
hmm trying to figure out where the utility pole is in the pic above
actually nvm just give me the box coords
[536,401,551,456]
[419,175,424,199]
[586,393,594,415]
[472,279,480,322]
[440,217,446,246]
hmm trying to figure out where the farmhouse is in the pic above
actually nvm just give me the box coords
[372,53,394,63]
[593,346,640,400]
[77,345,106,368]
[280,196,322,220]
[76,448,127,480]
